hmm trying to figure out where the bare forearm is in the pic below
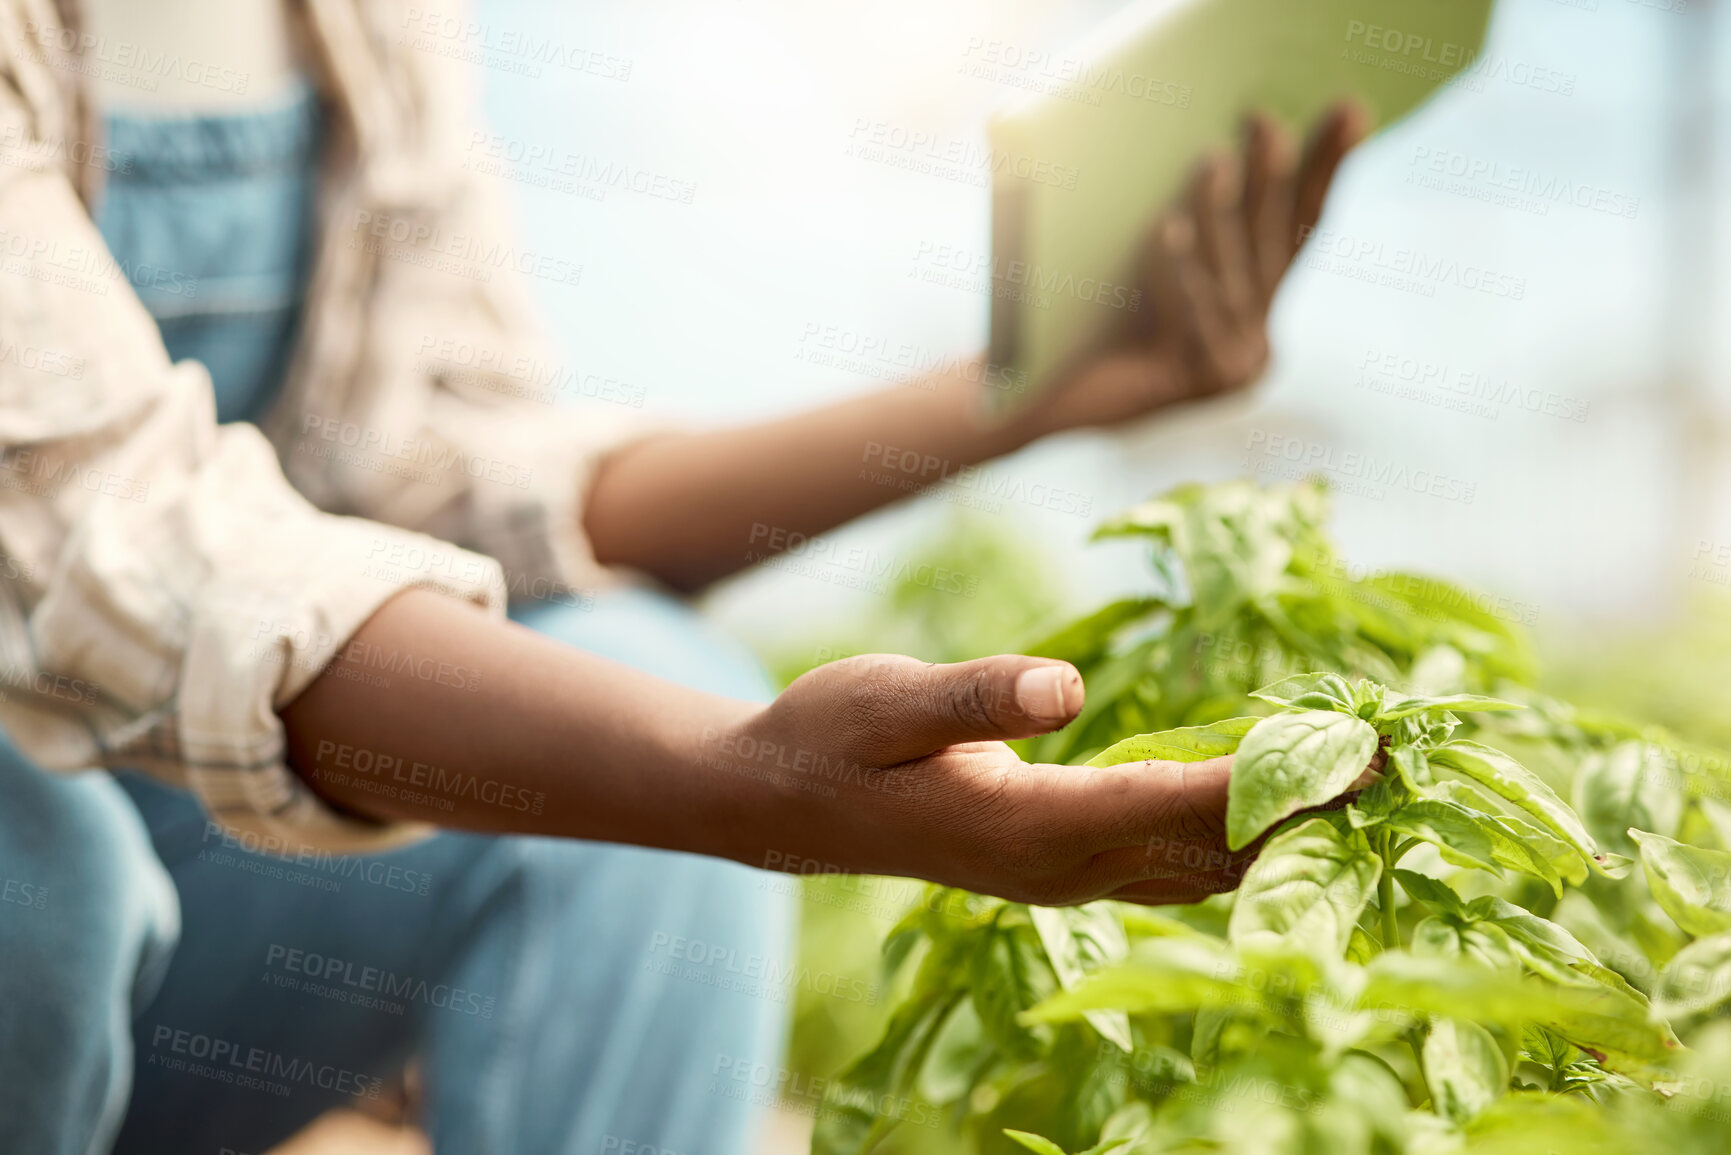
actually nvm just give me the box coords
[584,360,1045,591]
[276,591,1270,906]
[278,588,773,861]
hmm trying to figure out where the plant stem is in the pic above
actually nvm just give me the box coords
[1378,831,1400,949]
[1408,1029,1429,1091]
[1379,868,1399,949]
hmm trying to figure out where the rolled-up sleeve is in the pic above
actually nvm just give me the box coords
[268,0,667,607]
[0,160,506,854]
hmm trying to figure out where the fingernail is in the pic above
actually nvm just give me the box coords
[1015,666,1075,724]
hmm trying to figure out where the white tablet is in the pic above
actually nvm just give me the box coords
[984,0,1498,404]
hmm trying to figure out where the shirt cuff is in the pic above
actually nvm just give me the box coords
[135,430,506,855]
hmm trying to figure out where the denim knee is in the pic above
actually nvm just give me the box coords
[420,836,796,1155]
[0,748,179,1155]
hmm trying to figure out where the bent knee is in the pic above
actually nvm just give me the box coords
[0,753,179,1014]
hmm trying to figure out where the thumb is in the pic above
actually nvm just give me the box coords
[814,653,1084,767]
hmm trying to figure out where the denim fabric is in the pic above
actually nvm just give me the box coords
[96,80,322,425]
[111,594,790,1155]
[0,754,179,1155]
[0,92,793,1153]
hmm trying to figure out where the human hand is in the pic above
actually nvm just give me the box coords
[728,653,1252,906]
[1022,101,1369,436]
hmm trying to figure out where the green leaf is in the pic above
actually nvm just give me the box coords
[1249,672,1356,712]
[1003,1130,1069,1155]
[1490,810,1590,887]
[812,986,963,1155]
[1427,740,1599,870]
[1086,716,1257,768]
[1226,711,1380,850]
[1573,742,1684,859]
[1228,817,1382,957]
[1653,931,1731,1019]
[1527,978,1680,1072]
[1423,1018,1509,1124]
[1359,954,1676,1070]
[1023,597,1164,666]
[1077,1141,1131,1155]
[1388,745,1433,790]
[1520,1024,1578,1072]
[1463,896,1604,984]
[1392,868,1467,917]
[1377,693,1524,721]
[1021,937,1267,1024]
[1628,828,1731,938]
[970,919,1059,1058]
[1412,916,1523,975]
[1095,481,1302,627]
[1387,710,1459,752]
[1458,1095,1620,1154]
[1029,903,1133,1052]
[1357,953,1537,1026]
[1385,801,1562,896]
[917,994,990,1105]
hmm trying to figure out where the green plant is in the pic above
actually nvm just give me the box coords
[809,479,1731,1155]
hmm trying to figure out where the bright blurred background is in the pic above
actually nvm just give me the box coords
[461,0,1731,1148]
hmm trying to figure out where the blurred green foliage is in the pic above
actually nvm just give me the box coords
[1545,589,1731,752]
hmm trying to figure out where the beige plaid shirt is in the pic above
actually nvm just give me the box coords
[0,0,650,851]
